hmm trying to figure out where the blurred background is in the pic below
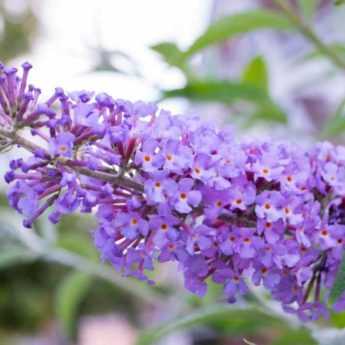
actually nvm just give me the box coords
[1,1,345,344]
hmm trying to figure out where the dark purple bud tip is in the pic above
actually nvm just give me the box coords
[23,219,33,228]
[49,212,60,224]
[9,160,17,170]
[21,163,31,173]
[55,87,65,97]
[34,148,48,159]
[4,171,15,183]
[4,67,17,75]
[96,93,113,107]
[36,104,56,117]
[22,62,33,70]
[24,93,34,101]
[9,159,23,170]
[80,94,90,103]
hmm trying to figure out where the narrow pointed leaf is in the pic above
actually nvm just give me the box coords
[185,10,292,57]
[321,97,345,138]
[163,80,287,124]
[330,254,345,303]
[151,42,185,68]
[299,0,319,20]
[163,80,266,103]
[136,305,281,345]
[272,329,316,345]
[242,56,269,91]
[56,272,92,338]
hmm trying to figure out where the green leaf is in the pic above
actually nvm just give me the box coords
[163,80,266,104]
[55,272,92,338]
[242,56,269,91]
[185,10,292,57]
[0,247,35,269]
[321,97,345,138]
[335,0,345,6]
[58,231,97,259]
[321,115,345,138]
[151,42,186,68]
[272,329,316,345]
[299,0,318,20]
[331,311,345,328]
[330,254,345,304]
[57,215,98,259]
[248,101,287,124]
[301,43,345,63]
[163,80,287,124]
[136,305,281,345]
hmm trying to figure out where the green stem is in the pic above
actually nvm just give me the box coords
[5,213,163,305]
[273,0,345,70]
[44,247,162,305]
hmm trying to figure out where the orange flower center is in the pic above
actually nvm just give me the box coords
[261,267,268,274]
[59,144,68,153]
[216,200,222,208]
[264,202,271,210]
[180,192,187,200]
[265,222,272,229]
[321,229,328,237]
[262,168,270,175]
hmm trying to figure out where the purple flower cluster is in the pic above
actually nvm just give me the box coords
[1,63,345,320]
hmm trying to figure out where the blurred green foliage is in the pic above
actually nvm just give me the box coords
[0,209,140,341]
[242,56,269,91]
[330,311,345,328]
[57,214,97,259]
[321,97,345,139]
[56,272,93,338]
[136,304,317,345]
[330,254,345,303]
[184,9,292,57]
[0,260,61,331]
[0,2,38,62]
[151,9,294,126]
[299,0,319,21]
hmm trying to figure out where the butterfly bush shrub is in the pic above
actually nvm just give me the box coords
[1,63,345,321]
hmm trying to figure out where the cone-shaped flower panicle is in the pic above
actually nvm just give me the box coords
[1,62,345,321]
